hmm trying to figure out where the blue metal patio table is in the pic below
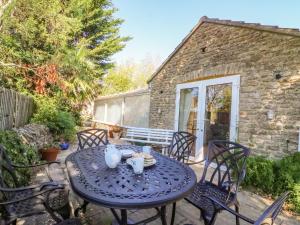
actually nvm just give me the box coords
[65,145,196,225]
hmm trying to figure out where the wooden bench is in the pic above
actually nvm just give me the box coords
[121,126,174,147]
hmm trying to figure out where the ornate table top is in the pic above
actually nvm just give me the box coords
[66,145,196,209]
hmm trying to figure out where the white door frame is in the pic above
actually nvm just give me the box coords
[174,75,240,161]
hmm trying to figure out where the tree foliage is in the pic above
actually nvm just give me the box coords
[101,56,160,95]
[0,0,129,111]
[101,65,135,95]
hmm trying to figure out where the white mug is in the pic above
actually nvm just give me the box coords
[128,157,144,174]
[142,146,152,154]
[105,144,121,169]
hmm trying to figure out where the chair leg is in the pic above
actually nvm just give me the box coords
[57,202,71,219]
[199,209,203,220]
[235,204,240,225]
[160,206,167,225]
[120,209,127,225]
[170,202,176,225]
[75,200,89,216]
[7,219,17,225]
[43,202,62,223]
[82,200,89,213]
[208,212,217,225]
[2,218,17,225]
[201,210,217,225]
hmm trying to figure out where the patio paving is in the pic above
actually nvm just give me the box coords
[18,141,299,225]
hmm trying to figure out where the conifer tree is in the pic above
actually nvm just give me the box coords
[0,0,129,110]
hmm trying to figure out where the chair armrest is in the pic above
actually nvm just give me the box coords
[0,181,63,192]
[0,185,64,206]
[186,159,206,165]
[206,196,255,224]
[11,161,61,168]
[12,161,63,182]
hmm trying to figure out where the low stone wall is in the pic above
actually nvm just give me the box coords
[13,123,53,150]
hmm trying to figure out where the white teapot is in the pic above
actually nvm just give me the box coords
[105,144,121,169]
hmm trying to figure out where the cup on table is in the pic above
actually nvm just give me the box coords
[142,146,152,154]
[105,144,121,169]
[129,157,144,174]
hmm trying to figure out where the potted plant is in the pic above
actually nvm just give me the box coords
[111,125,123,139]
[59,137,70,150]
[40,143,60,161]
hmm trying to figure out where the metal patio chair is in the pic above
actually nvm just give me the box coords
[0,145,71,225]
[185,140,251,225]
[77,128,108,150]
[165,131,196,225]
[75,128,109,216]
[207,191,290,225]
[166,131,197,163]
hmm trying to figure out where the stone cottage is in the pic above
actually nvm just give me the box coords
[147,16,300,159]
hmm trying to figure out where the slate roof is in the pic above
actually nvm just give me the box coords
[147,16,300,83]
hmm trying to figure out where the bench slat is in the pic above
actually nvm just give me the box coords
[126,129,173,134]
[125,134,173,140]
[124,126,173,132]
[121,138,171,145]
[122,127,174,146]
[125,130,173,136]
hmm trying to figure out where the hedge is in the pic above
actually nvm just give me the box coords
[243,153,300,213]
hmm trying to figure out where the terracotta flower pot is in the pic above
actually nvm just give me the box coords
[112,131,121,139]
[41,147,60,161]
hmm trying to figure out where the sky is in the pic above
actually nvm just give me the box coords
[112,0,300,66]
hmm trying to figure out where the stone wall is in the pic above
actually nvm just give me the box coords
[149,22,300,158]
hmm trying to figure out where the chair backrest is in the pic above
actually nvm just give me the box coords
[200,140,250,197]
[0,145,19,190]
[77,128,108,150]
[167,131,196,163]
[254,192,290,225]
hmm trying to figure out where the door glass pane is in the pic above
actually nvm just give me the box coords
[178,87,198,156]
[203,83,232,158]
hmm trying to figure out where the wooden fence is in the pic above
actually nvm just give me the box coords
[0,87,34,130]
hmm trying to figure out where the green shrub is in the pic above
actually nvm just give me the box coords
[0,130,40,186]
[243,153,300,213]
[273,153,300,213]
[244,156,275,193]
[31,97,76,141]
[273,153,300,193]
[291,184,300,213]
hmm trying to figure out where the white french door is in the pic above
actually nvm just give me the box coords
[174,75,240,161]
